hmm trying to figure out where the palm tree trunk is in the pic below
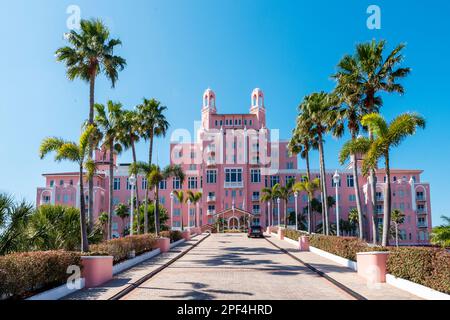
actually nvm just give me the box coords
[285,199,288,228]
[317,134,329,235]
[108,142,114,240]
[368,131,378,245]
[382,152,392,247]
[352,153,364,240]
[88,73,96,231]
[144,186,149,234]
[79,165,89,252]
[149,132,154,165]
[131,140,140,208]
[154,185,160,235]
[307,195,312,234]
[395,223,399,247]
[305,150,313,234]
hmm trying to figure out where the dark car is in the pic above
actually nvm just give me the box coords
[248,225,264,238]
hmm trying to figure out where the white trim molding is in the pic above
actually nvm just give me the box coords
[386,274,450,300]
[27,278,85,300]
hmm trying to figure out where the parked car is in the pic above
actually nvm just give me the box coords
[248,225,264,238]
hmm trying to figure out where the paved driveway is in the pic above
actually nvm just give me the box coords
[123,233,352,300]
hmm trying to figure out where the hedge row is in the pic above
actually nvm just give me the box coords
[387,247,450,294]
[89,234,157,264]
[159,230,183,243]
[0,251,81,299]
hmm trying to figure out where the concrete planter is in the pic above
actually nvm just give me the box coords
[155,237,170,253]
[299,236,310,251]
[278,228,285,240]
[182,230,191,241]
[81,256,113,288]
[356,251,389,283]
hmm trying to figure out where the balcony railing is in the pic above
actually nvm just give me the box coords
[206,159,217,166]
[417,222,428,228]
[376,196,384,201]
[416,208,427,214]
[207,209,216,215]
[224,181,244,188]
[207,195,216,202]
[252,208,261,214]
[252,195,260,202]
[416,195,426,201]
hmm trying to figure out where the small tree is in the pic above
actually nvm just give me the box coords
[431,216,450,248]
[115,203,129,237]
[391,209,405,247]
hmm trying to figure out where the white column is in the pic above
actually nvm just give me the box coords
[294,192,298,231]
[130,185,134,236]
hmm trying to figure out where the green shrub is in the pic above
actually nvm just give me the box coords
[89,234,157,264]
[308,234,377,261]
[387,247,450,294]
[0,251,81,299]
[160,230,183,243]
[284,229,308,241]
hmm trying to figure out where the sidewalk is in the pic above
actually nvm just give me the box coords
[64,234,209,300]
[266,234,421,300]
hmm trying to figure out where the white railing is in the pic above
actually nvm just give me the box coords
[224,181,243,188]
[252,209,261,214]
[207,195,216,202]
[252,196,260,201]
[206,159,216,166]
[207,209,216,215]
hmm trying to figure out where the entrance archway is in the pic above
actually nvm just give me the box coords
[228,217,240,230]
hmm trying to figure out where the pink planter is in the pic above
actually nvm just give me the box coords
[81,256,113,288]
[299,236,310,251]
[278,228,285,240]
[155,237,170,253]
[356,251,390,283]
[182,230,191,241]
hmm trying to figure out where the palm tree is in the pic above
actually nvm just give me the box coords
[56,18,126,229]
[333,40,410,243]
[94,101,124,239]
[137,98,169,166]
[293,177,321,234]
[361,112,426,246]
[298,92,342,235]
[348,208,360,237]
[288,125,318,182]
[278,179,296,228]
[187,191,203,228]
[391,209,405,247]
[430,216,450,248]
[39,125,96,252]
[118,110,142,207]
[115,203,129,237]
[261,184,280,227]
[339,136,373,240]
[173,190,185,231]
[135,163,185,234]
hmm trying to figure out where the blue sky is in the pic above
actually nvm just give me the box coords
[0,0,449,226]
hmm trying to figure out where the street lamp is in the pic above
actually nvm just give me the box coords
[170,191,174,230]
[187,199,191,230]
[333,170,340,237]
[294,191,299,231]
[277,197,281,227]
[128,174,136,236]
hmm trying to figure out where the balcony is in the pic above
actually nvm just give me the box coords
[207,195,216,202]
[207,209,216,216]
[416,195,426,202]
[224,181,244,188]
[417,222,428,228]
[252,195,260,202]
[416,208,428,215]
[206,159,217,166]
[376,196,384,202]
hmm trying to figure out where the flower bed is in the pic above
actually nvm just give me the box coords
[0,251,81,300]
[89,234,157,264]
[159,230,183,243]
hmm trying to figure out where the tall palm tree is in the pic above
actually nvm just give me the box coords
[391,209,405,247]
[261,184,280,227]
[187,191,203,228]
[288,124,318,182]
[118,110,142,207]
[430,216,450,248]
[332,40,410,243]
[115,203,130,236]
[173,190,185,231]
[361,112,425,246]
[298,92,342,235]
[94,101,124,239]
[137,98,169,166]
[39,125,96,252]
[278,179,295,228]
[293,177,321,234]
[348,208,360,237]
[56,18,126,230]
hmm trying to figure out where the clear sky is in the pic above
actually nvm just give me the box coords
[0,0,449,226]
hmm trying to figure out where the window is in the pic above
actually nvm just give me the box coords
[399,203,405,210]
[160,196,165,205]
[173,221,181,228]
[113,178,121,190]
[270,176,280,187]
[376,204,383,214]
[159,180,167,190]
[49,180,54,187]
[173,209,181,216]
[252,191,260,199]
[126,178,133,190]
[173,177,181,189]
[189,164,196,170]
[349,194,356,202]
[188,177,198,189]
[253,204,260,213]
[225,168,242,183]
[286,162,294,169]
[206,170,217,184]
[416,191,424,200]
[251,169,261,183]
[59,180,64,186]
[43,195,51,203]
[231,190,237,198]
[113,197,120,206]
[285,176,295,185]
[142,178,147,190]
[70,179,73,186]
[346,175,354,188]
[190,208,195,216]
[215,120,218,126]
[63,194,70,203]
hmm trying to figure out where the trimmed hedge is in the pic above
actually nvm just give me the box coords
[89,234,157,264]
[159,230,183,243]
[387,247,450,294]
[284,229,308,242]
[0,251,81,299]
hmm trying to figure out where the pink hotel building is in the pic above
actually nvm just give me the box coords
[37,88,432,245]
